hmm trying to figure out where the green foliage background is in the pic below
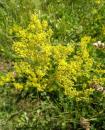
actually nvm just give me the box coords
[0,0,105,130]
[40,0,105,42]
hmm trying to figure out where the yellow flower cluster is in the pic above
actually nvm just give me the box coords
[0,15,100,101]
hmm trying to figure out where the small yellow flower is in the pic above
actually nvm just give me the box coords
[42,20,48,29]
[81,36,91,44]
[95,0,101,4]
[102,26,105,35]
[14,83,23,89]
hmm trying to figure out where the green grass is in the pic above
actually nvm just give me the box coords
[0,0,105,130]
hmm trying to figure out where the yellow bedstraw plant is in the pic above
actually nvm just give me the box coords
[1,14,103,101]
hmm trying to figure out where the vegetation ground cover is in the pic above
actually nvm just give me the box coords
[0,0,105,130]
